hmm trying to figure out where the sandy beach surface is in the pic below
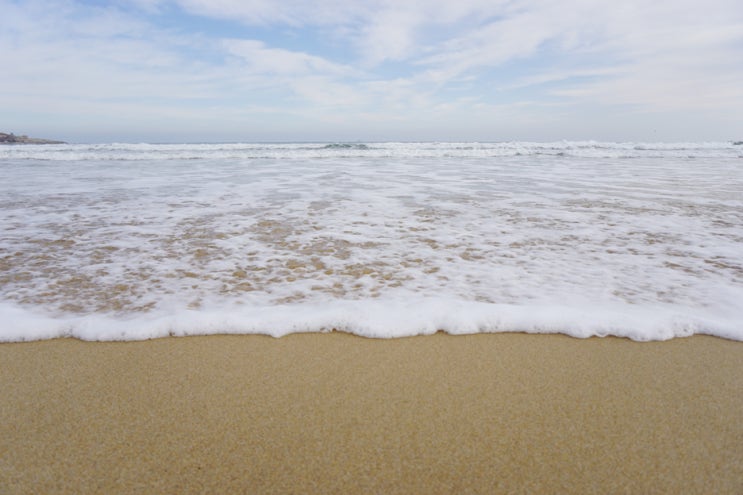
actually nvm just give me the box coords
[1,332,741,494]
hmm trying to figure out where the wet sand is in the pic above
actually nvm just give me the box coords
[1,332,742,494]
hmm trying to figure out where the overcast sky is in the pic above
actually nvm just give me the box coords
[2,0,742,143]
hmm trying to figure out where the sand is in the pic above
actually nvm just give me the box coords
[1,332,742,494]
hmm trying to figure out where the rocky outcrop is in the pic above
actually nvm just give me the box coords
[0,132,66,144]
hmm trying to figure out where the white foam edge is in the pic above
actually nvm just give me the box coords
[1,299,740,343]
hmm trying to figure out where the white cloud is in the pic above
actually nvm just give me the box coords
[357,7,421,65]
[223,39,352,76]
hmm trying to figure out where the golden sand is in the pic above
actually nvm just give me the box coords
[1,332,742,494]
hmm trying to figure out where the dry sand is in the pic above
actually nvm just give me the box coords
[1,332,741,494]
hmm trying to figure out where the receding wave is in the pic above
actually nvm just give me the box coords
[1,142,742,341]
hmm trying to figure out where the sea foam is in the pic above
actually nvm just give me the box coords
[1,142,741,341]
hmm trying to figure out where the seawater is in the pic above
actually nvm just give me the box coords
[1,141,742,341]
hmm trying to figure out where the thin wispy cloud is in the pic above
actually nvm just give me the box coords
[1,0,741,141]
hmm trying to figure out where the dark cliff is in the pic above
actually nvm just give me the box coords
[0,132,66,144]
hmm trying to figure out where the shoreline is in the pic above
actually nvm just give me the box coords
[1,332,742,494]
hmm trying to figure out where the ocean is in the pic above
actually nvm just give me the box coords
[1,141,741,341]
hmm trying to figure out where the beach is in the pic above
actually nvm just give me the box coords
[1,332,741,494]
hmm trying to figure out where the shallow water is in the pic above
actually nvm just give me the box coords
[1,141,742,341]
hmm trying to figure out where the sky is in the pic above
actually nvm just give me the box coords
[1,0,742,143]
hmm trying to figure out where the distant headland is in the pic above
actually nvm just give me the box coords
[0,132,66,145]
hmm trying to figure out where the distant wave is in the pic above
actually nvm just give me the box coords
[0,141,741,161]
[322,143,370,150]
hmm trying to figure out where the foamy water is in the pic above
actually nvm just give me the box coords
[1,141,742,341]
